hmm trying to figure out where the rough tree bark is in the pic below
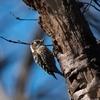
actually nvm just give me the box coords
[23,0,100,100]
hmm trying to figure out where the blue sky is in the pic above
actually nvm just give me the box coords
[0,0,100,100]
[0,0,68,100]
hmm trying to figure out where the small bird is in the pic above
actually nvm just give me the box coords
[30,39,64,79]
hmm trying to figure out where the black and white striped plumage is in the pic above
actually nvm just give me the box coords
[30,39,63,79]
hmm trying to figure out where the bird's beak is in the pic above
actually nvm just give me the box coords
[40,39,45,44]
[41,39,45,43]
[38,39,45,46]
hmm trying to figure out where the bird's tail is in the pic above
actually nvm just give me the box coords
[51,72,57,80]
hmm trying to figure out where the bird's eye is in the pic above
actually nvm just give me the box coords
[34,42,37,44]
[36,41,40,44]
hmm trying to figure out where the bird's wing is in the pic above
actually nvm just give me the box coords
[36,46,57,71]
[33,51,51,74]
[32,51,44,68]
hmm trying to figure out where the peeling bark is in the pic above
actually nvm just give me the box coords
[23,0,100,100]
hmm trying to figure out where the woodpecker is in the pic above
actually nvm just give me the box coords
[30,39,64,79]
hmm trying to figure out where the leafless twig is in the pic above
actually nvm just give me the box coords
[0,36,52,46]
[78,1,100,12]
[83,0,93,13]
[93,0,100,7]
[83,4,90,13]
[10,12,39,21]
[86,0,92,11]
[0,36,30,45]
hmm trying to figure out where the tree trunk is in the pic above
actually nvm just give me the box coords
[23,0,100,99]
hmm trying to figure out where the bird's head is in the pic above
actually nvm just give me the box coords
[30,39,45,53]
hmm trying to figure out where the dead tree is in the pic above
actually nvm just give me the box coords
[23,0,100,100]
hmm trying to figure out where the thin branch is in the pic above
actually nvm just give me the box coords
[78,1,100,12]
[0,36,52,46]
[10,12,39,21]
[85,0,92,12]
[93,0,100,7]
[0,36,30,45]
[83,4,89,13]
[83,0,93,13]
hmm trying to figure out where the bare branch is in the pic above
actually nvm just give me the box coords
[85,0,92,12]
[0,36,30,45]
[78,1,100,12]
[93,0,100,7]
[83,4,89,13]
[10,12,39,21]
[0,36,52,46]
